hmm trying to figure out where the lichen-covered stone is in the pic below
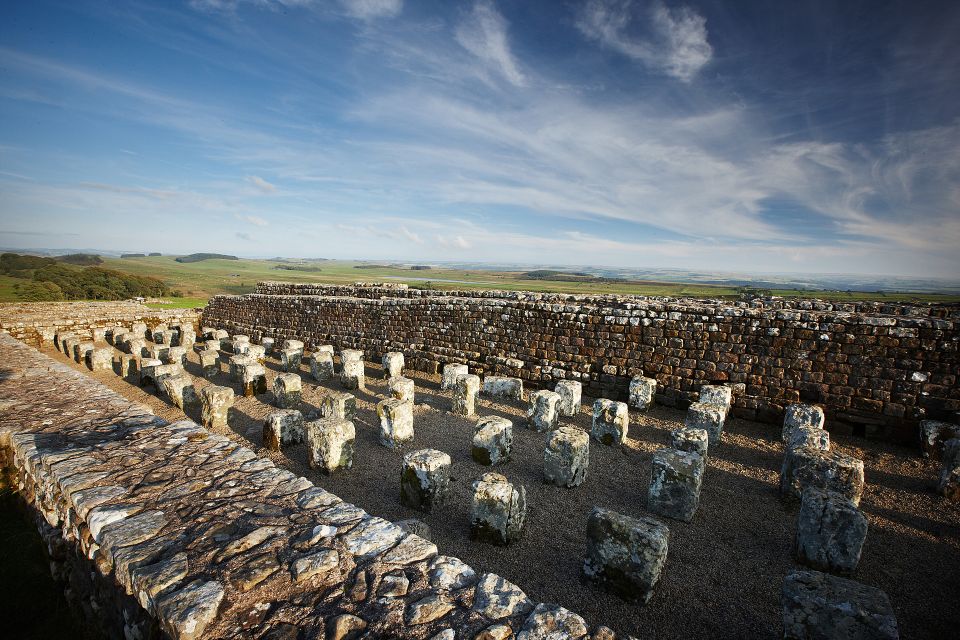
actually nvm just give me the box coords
[321,391,357,421]
[75,340,95,364]
[920,420,960,460]
[260,337,275,355]
[388,375,415,403]
[554,380,582,417]
[156,579,224,640]
[263,409,305,451]
[161,375,199,411]
[517,603,589,640]
[149,343,171,362]
[544,426,589,488]
[199,350,219,378]
[786,427,830,452]
[428,555,477,591]
[306,417,355,474]
[527,390,561,432]
[280,348,302,373]
[781,570,898,640]
[340,358,365,390]
[139,358,163,387]
[472,573,533,620]
[796,487,868,573]
[700,385,733,413]
[200,384,233,429]
[648,447,705,522]
[783,403,826,442]
[401,449,451,512]
[283,339,304,354]
[591,399,629,446]
[472,415,513,466]
[471,472,526,545]
[780,447,865,505]
[670,427,709,458]
[310,350,334,382]
[165,346,187,367]
[117,353,138,378]
[86,347,113,371]
[629,375,657,410]
[685,402,726,445]
[938,438,960,501]
[583,507,669,604]
[242,363,268,397]
[483,376,523,401]
[382,351,404,378]
[452,374,480,417]
[246,344,265,363]
[378,398,414,448]
[273,372,302,409]
[228,354,255,382]
[441,363,468,390]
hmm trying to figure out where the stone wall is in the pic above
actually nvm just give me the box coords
[0,333,600,639]
[204,283,960,441]
[0,301,200,348]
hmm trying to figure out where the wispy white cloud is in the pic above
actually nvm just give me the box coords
[577,0,712,81]
[245,174,276,193]
[239,214,270,226]
[399,225,423,243]
[339,0,403,20]
[455,0,526,87]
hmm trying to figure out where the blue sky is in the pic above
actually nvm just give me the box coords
[1,0,958,277]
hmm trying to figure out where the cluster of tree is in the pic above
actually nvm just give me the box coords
[1,252,169,301]
[410,265,432,270]
[56,253,103,265]
[175,253,238,263]
[273,264,323,272]
[121,253,145,258]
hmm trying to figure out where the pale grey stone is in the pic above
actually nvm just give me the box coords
[263,409,305,451]
[473,573,533,620]
[241,363,268,397]
[341,516,404,559]
[378,398,414,448]
[670,427,709,458]
[783,404,827,442]
[280,348,302,373]
[382,351,404,378]
[428,555,477,591]
[527,389,561,432]
[441,363,468,391]
[290,548,340,582]
[228,354,255,382]
[156,580,224,640]
[781,570,898,640]
[87,347,113,371]
[583,507,669,604]
[472,415,513,466]
[388,375,415,403]
[796,487,868,573]
[483,376,523,401]
[920,420,960,460]
[321,391,357,421]
[685,402,726,445]
[273,372,302,409]
[401,449,451,512]
[700,384,733,413]
[452,374,480,417]
[310,351,335,381]
[629,375,657,411]
[591,399,629,446]
[394,519,432,542]
[787,427,831,452]
[306,417,355,474]
[471,472,526,545]
[199,350,219,378]
[199,385,233,430]
[340,358,365,390]
[140,358,163,387]
[555,380,582,417]
[161,375,198,411]
[648,448,705,522]
[517,603,589,640]
[544,426,589,488]
[780,447,865,505]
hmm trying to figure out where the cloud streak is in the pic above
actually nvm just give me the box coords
[455,0,526,87]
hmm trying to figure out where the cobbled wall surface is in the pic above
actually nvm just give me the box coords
[0,333,600,640]
[204,283,960,440]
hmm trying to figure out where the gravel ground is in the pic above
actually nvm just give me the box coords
[44,345,960,639]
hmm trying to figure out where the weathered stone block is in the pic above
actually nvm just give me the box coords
[554,380,582,417]
[280,348,302,373]
[161,375,198,411]
[629,375,657,410]
[670,427,709,458]
[320,391,357,421]
[685,402,726,445]
[591,399,629,446]
[131,321,148,339]
[583,507,669,603]
[780,447,865,505]
[306,417,355,474]
[648,448,705,522]
[452,374,481,417]
[283,339,304,354]
[128,338,148,358]
[700,384,733,413]
[442,363,469,390]
[388,376,415,403]
[544,426,589,488]
[200,385,233,429]
[246,344,265,363]
[263,409,305,451]
[165,346,187,367]
[260,337,275,355]
[378,398,414,448]
[149,344,171,362]
[199,350,219,378]
[527,389,561,432]
[783,403,826,442]
[273,372,302,409]
[153,363,183,389]
[382,351,404,378]
[117,353,137,378]
[139,358,163,387]
[472,416,513,466]
[179,330,196,349]
[401,449,451,512]
[920,420,960,460]
[340,358,365,390]
[781,570,898,640]
[86,347,113,371]
[938,438,960,501]
[228,354,255,382]
[483,376,523,401]
[310,351,335,382]
[786,427,830,452]
[233,341,251,356]
[796,487,868,573]
[242,363,268,397]
[471,472,526,545]
[75,341,94,364]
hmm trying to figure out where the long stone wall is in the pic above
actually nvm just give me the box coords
[0,333,601,639]
[0,301,200,348]
[203,283,960,441]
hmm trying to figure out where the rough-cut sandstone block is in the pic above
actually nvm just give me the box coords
[310,351,334,382]
[786,427,830,452]
[283,339,304,353]
[453,374,481,417]
[920,420,960,460]
[320,391,356,421]
[233,341,251,356]
[87,347,113,371]
[700,385,733,413]
[306,417,355,474]
[149,344,171,362]
[156,579,225,640]
[153,364,183,389]
[483,376,523,401]
[648,448,705,522]
[161,375,198,411]
[242,363,268,397]
[382,351,404,378]
[780,447,865,505]
[199,350,219,378]
[554,380,582,417]
[117,353,137,378]
[131,321,148,339]
[340,348,362,363]
[139,358,163,387]
[472,573,533,620]
[340,358,365,390]
[670,427,709,458]
[472,416,513,466]
[471,472,526,545]
[388,376,415,403]
[796,487,868,573]
[128,338,148,358]
[260,336,275,355]
[584,507,669,604]
[685,402,726,445]
[263,409,305,451]
[938,438,960,501]
[378,398,414,448]
[229,354,255,382]
[442,363,469,390]
[200,384,233,430]
[527,390,561,432]
[591,399,629,446]
[783,403,826,442]
[401,449,451,512]
[75,341,94,364]
[544,426,589,488]
[781,570,898,640]
[629,375,657,410]
[273,372,302,409]
[280,348,302,373]
[179,330,196,349]
[165,346,187,367]
[246,344,265,363]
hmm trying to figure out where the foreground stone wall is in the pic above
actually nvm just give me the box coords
[0,301,199,348]
[204,283,960,440]
[0,333,601,639]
